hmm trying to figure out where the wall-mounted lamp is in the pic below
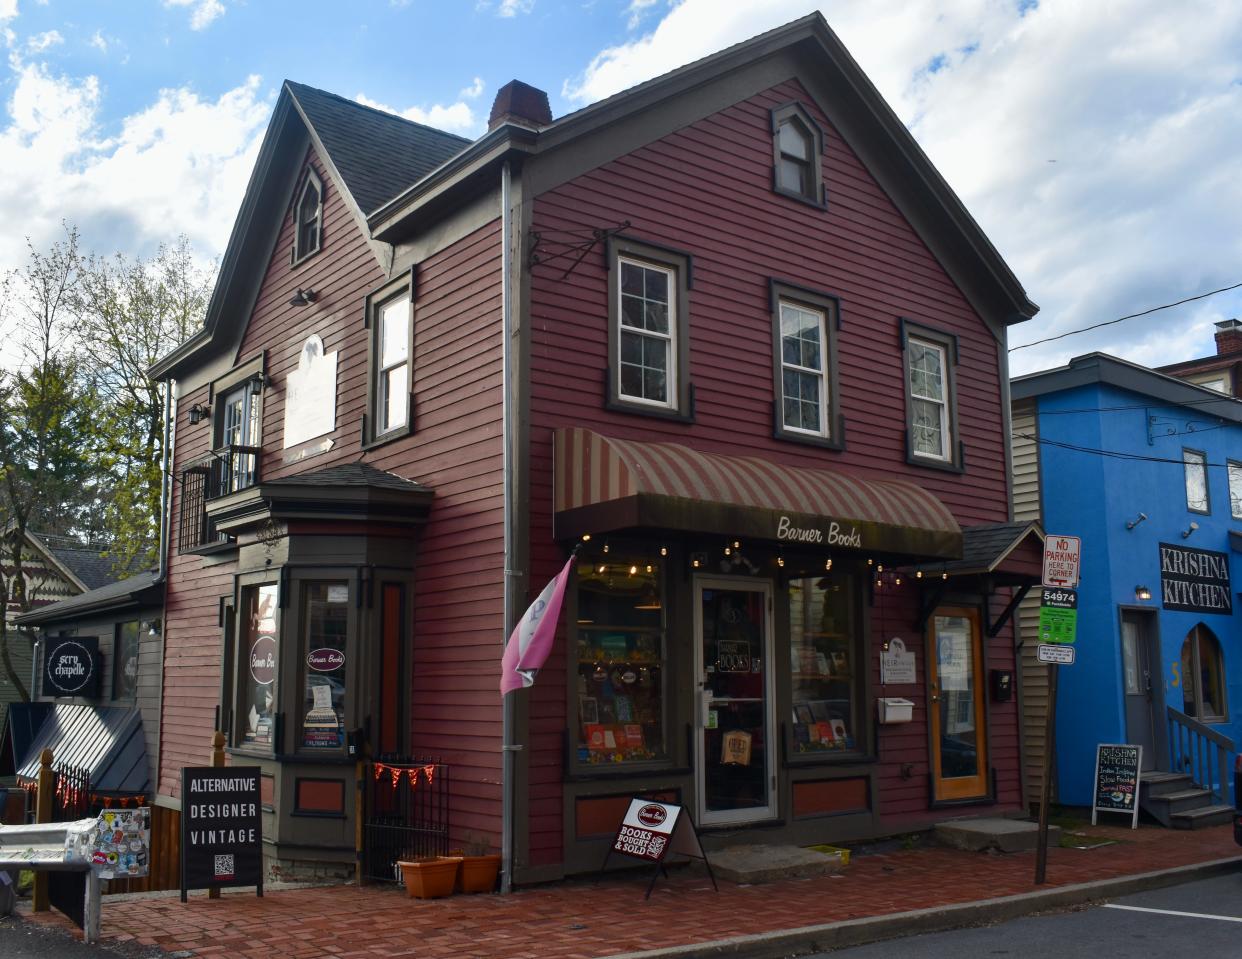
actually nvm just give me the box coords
[1125,511,1148,530]
[249,371,267,395]
[1134,585,1152,602]
[1181,521,1199,539]
[187,403,211,425]
[147,618,162,637]
[288,288,318,307]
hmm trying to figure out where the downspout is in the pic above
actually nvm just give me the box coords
[500,159,517,894]
[157,379,177,582]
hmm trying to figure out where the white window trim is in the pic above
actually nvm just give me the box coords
[908,337,951,461]
[616,255,677,410]
[1183,448,1209,514]
[779,300,829,438]
[377,293,411,436]
[1228,460,1242,520]
[292,170,323,264]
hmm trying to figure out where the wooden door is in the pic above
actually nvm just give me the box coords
[927,608,989,801]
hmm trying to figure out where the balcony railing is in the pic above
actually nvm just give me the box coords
[1167,706,1235,804]
[176,445,261,553]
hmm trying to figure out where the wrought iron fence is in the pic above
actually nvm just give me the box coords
[52,764,91,820]
[361,755,449,883]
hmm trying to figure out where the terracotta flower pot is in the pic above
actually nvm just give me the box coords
[398,857,462,899]
[456,854,501,894]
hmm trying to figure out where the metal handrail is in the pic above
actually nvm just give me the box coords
[1167,706,1235,804]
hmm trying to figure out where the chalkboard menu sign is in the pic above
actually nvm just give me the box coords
[180,766,264,901]
[1091,743,1141,828]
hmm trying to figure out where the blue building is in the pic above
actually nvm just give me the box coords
[1011,352,1241,821]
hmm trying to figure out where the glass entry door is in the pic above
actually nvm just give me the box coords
[694,577,776,825]
[927,608,988,801]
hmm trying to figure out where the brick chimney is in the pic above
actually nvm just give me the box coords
[1214,319,1242,356]
[488,80,552,132]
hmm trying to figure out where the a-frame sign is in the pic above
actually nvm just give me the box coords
[599,797,717,899]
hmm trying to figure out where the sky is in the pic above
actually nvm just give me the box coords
[1,0,1239,376]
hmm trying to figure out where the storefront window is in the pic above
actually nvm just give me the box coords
[1181,624,1227,722]
[112,620,140,701]
[574,555,666,765]
[301,582,349,750]
[788,573,858,753]
[239,583,280,748]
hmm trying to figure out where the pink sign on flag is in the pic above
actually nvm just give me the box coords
[500,556,575,697]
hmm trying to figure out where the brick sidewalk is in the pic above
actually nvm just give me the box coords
[20,823,1240,959]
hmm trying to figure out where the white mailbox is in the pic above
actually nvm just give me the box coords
[877,697,914,724]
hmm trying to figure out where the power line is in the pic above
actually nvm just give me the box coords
[1012,431,1234,467]
[1032,396,1236,415]
[1009,281,1242,352]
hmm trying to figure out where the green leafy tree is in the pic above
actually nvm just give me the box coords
[77,236,213,570]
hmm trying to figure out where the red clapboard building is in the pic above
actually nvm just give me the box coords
[139,12,1044,884]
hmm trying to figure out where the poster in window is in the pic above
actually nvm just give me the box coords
[721,729,752,765]
[937,628,970,691]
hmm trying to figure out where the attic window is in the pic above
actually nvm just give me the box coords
[771,103,826,208]
[293,169,323,264]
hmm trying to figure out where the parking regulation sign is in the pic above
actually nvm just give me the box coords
[1042,535,1081,587]
[1039,586,1078,644]
[1037,644,1075,665]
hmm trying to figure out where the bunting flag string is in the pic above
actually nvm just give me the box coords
[372,762,439,792]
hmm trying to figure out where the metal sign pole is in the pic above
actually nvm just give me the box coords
[1035,662,1058,885]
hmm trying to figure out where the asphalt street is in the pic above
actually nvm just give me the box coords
[806,870,1242,957]
[0,914,162,959]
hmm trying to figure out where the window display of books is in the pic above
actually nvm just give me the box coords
[575,628,664,763]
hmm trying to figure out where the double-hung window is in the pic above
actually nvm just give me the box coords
[606,237,692,419]
[218,382,260,493]
[1184,448,1209,513]
[364,275,414,446]
[1228,460,1242,519]
[901,320,961,470]
[292,169,323,264]
[771,281,841,448]
[771,102,826,208]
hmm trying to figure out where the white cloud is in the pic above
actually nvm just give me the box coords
[354,92,481,136]
[0,56,270,305]
[497,0,533,18]
[26,28,61,52]
[0,1,16,22]
[625,0,660,31]
[88,30,107,53]
[164,0,226,31]
[460,76,484,99]
[561,0,1242,376]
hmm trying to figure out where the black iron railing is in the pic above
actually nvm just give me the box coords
[176,445,261,552]
[361,756,450,883]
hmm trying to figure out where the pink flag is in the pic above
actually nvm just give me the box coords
[500,556,575,697]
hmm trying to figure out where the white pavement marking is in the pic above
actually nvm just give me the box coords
[1103,904,1242,923]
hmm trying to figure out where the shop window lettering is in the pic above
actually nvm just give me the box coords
[776,515,861,549]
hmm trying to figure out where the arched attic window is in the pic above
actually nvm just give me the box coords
[771,102,825,208]
[292,169,323,264]
[1181,624,1227,722]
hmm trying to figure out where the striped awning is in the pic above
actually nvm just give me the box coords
[553,428,962,559]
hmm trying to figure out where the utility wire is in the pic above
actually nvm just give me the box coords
[1031,396,1238,415]
[1009,281,1242,352]
[1012,431,1234,467]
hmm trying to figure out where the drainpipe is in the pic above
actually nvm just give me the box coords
[157,379,177,582]
[500,159,517,894]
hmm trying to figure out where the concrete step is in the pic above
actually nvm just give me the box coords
[1142,788,1214,818]
[1139,771,1193,798]
[1170,804,1235,830]
[934,818,1058,853]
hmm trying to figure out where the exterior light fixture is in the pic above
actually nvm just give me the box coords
[777,556,785,567]
[581,534,591,543]
[895,575,902,585]
[824,558,832,571]
[288,288,318,306]
[732,540,740,549]
[1182,521,1199,539]
[1125,512,1148,531]
[690,552,705,569]
[659,545,667,556]
[1135,585,1152,601]
[628,565,638,575]
[916,569,923,579]
[188,403,211,425]
[602,543,609,554]
[249,371,267,395]
[147,619,162,637]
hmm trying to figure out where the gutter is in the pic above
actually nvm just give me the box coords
[157,379,176,584]
[499,159,518,895]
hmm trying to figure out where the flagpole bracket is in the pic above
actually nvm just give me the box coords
[501,744,524,752]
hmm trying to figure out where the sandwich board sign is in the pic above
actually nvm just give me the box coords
[180,766,264,901]
[1091,743,1141,829]
[601,797,717,898]
[1042,535,1081,588]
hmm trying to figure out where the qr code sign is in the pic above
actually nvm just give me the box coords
[213,854,235,879]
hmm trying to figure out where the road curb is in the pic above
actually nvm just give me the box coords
[602,856,1242,959]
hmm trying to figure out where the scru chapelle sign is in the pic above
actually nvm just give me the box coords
[41,636,101,698]
[180,766,263,901]
[1158,543,1232,614]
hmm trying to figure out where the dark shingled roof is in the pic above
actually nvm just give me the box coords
[15,569,163,628]
[46,546,126,590]
[286,81,471,217]
[264,461,430,493]
[917,521,1044,578]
